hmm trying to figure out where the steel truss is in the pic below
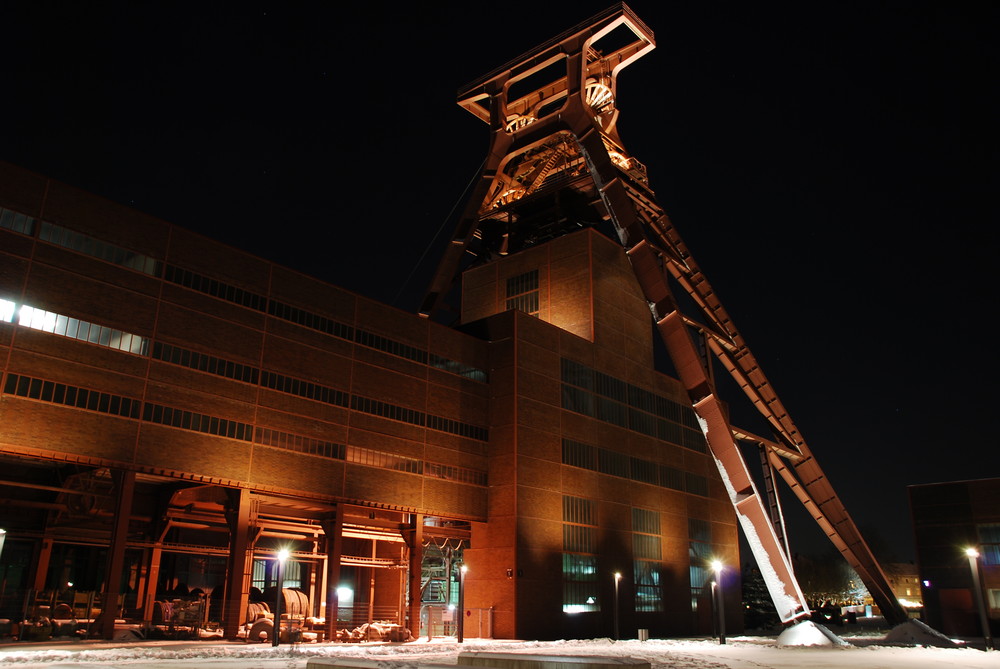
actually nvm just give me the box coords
[421,3,906,625]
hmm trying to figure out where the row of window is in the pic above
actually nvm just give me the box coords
[560,359,706,452]
[505,270,540,316]
[632,507,660,536]
[1,204,488,383]
[143,402,251,440]
[632,506,664,611]
[152,342,259,384]
[562,439,709,497]
[688,517,714,613]
[563,495,597,525]
[562,358,700,427]
[257,427,345,460]
[1,299,488,443]
[166,265,486,381]
[261,370,349,408]
[1,206,162,278]
[634,559,662,612]
[563,492,600,613]
[424,462,486,486]
[351,395,489,442]
[506,270,539,297]
[0,206,36,236]
[561,384,706,452]
[978,523,1000,566]
[39,221,161,276]
[165,264,267,310]
[562,497,683,614]
[428,354,488,383]
[3,300,150,356]
[2,372,488,487]
[4,374,142,418]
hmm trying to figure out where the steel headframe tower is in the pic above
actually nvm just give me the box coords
[420,3,907,626]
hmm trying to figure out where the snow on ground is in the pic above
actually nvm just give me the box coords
[0,635,995,669]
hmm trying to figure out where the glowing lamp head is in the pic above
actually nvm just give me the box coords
[277,548,290,562]
[711,559,724,573]
[614,572,622,583]
[460,564,468,575]
[965,547,980,559]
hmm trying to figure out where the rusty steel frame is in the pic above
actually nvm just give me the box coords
[421,3,907,626]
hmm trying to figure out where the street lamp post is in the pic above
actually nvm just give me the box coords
[273,549,289,647]
[965,548,994,651]
[711,560,726,645]
[457,564,468,643]
[613,572,622,641]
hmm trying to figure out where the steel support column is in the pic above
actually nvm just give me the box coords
[222,488,253,640]
[407,514,424,638]
[321,505,344,641]
[99,468,135,639]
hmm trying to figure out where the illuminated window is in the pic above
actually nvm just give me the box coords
[1,298,15,323]
[563,495,599,613]
[14,303,149,355]
[978,524,1000,566]
[0,206,37,236]
[251,558,301,591]
[634,561,662,612]
[505,270,539,315]
[428,354,488,383]
[688,518,713,613]
[632,508,662,612]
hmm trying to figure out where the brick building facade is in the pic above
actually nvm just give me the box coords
[0,161,738,640]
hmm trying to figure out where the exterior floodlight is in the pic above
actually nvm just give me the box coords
[457,564,468,643]
[273,549,291,647]
[711,560,726,644]
[613,572,622,640]
[965,547,993,650]
[0,528,5,561]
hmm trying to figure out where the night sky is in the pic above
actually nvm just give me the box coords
[2,2,996,564]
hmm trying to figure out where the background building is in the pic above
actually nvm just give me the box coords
[910,478,999,638]
[0,161,738,640]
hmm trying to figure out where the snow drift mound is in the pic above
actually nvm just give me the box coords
[776,620,849,647]
[882,619,958,648]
